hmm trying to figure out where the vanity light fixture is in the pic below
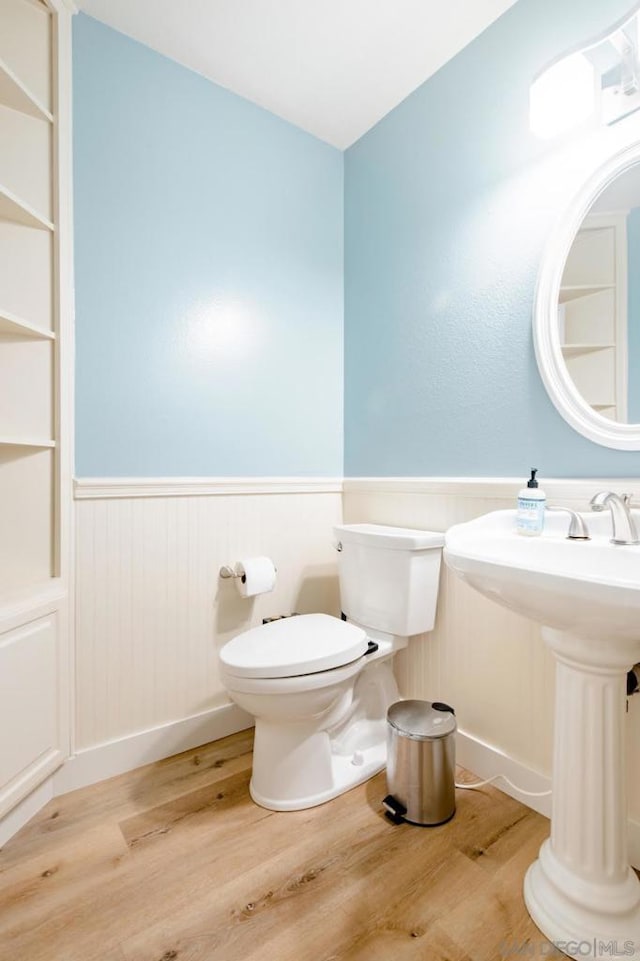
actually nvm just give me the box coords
[530,5,640,139]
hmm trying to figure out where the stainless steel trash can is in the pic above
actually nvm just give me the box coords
[383,699,456,826]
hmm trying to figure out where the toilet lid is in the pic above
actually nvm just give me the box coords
[219,613,368,679]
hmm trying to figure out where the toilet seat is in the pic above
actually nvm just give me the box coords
[219,613,368,679]
[219,655,366,696]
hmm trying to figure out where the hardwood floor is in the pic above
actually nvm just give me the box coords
[0,730,562,961]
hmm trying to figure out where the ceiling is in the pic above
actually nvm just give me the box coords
[77,0,519,149]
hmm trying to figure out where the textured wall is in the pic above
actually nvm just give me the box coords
[73,15,344,477]
[344,0,640,477]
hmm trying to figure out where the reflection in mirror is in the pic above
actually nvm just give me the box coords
[558,162,640,424]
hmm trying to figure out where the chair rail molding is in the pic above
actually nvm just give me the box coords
[74,477,344,499]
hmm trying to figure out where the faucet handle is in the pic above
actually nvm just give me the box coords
[547,506,590,540]
[622,493,634,507]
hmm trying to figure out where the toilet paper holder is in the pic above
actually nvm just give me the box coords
[219,563,277,581]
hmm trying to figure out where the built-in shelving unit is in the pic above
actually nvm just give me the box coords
[560,343,615,358]
[0,183,53,230]
[0,0,73,826]
[0,54,52,121]
[558,214,627,421]
[0,308,55,338]
[0,437,56,448]
[558,284,615,304]
[0,0,56,598]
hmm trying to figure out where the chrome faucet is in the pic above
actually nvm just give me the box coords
[590,491,640,545]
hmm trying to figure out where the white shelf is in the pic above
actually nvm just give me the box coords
[559,284,615,304]
[561,343,615,358]
[19,0,50,13]
[0,437,55,449]
[0,55,52,122]
[592,404,616,412]
[0,183,53,230]
[0,578,66,635]
[0,308,54,339]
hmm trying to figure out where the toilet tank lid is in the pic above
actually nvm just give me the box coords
[219,613,368,679]
[334,524,444,551]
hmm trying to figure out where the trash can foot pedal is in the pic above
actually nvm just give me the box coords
[382,794,407,824]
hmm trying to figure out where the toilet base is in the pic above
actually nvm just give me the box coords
[245,657,398,811]
[249,738,386,811]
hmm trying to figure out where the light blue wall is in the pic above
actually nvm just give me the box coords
[74,15,344,477]
[628,207,640,423]
[344,0,640,477]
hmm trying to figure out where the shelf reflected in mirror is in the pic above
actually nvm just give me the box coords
[557,161,640,424]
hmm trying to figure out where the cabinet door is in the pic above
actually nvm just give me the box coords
[0,614,64,818]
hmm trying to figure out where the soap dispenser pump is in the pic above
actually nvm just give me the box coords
[516,469,546,536]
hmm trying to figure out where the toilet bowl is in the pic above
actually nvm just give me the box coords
[219,524,444,811]
[220,614,402,809]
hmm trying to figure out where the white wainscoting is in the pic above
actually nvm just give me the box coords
[73,477,343,763]
[343,477,640,830]
[32,473,639,859]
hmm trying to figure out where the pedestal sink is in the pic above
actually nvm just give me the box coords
[445,509,640,960]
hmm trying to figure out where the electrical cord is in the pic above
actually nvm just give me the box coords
[455,774,551,798]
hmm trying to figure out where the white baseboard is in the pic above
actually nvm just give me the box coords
[457,729,552,819]
[0,777,54,848]
[629,819,640,870]
[54,702,254,796]
[458,730,640,869]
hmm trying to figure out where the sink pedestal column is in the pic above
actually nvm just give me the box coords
[524,628,640,960]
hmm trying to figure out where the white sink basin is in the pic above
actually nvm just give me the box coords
[444,508,640,960]
[444,509,640,642]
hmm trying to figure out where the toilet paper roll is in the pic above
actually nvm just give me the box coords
[234,556,277,598]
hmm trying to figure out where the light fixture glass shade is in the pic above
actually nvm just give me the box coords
[530,5,640,138]
[530,53,596,140]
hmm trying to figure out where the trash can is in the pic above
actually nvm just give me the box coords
[383,699,456,826]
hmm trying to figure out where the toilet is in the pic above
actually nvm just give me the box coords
[219,523,444,811]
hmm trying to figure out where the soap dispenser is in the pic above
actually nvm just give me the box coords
[516,469,546,536]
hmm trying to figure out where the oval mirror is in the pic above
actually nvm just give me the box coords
[534,139,640,449]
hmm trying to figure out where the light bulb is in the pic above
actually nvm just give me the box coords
[530,53,596,140]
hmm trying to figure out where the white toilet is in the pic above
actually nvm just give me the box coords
[219,523,444,811]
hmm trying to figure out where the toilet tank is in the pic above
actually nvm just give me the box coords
[334,524,445,637]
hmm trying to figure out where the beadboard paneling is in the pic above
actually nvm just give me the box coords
[343,477,640,821]
[75,485,342,751]
[74,475,640,826]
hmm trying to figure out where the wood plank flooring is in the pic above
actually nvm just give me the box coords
[0,729,563,961]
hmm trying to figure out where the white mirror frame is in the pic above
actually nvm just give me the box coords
[534,139,640,450]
